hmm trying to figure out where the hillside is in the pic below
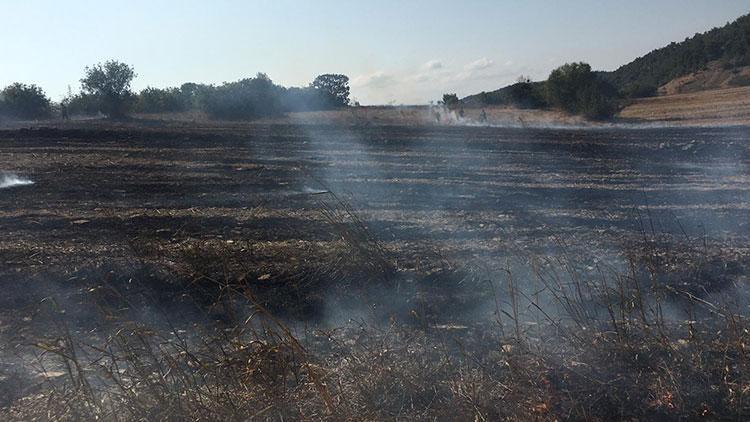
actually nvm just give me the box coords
[618,85,750,125]
[658,61,750,95]
[463,13,750,106]
[605,14,750,95]
[462,81,546,108]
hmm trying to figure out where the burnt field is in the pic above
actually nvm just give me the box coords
[2,124,749,273]
[2,123,750,420]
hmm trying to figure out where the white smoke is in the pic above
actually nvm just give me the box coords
[0,173,34,189]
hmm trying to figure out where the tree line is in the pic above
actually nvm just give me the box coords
[605,13,750,97]
[462,62,618,120]
[462,13,750,119]
[0,60,351,120]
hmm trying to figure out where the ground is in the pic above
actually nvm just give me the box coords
[1,120,750,419]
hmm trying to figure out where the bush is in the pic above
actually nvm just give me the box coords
[0,83,52,119]
[135,87,187,113]
[80,60,137,118]
[546,62,618,119]
[202,73,284,120]
[64,93,101,116]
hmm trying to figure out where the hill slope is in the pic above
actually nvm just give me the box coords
[619,85,750,125]
[464,13,750,105]
[658,61,750,95]
[605,14,750,94]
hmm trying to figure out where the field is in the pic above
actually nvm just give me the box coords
[619,85,750,126]
[1,121,750,419]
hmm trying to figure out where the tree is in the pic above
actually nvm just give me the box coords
[80,60,136,117]
[311,74,350,108]
[202,73,284,120]
[440,93,461,110]
[545,62,617,119]
[0,83,51,119]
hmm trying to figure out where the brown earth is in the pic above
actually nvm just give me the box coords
[618,85,750,125]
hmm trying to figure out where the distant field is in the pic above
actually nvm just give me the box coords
[618,85,750,125]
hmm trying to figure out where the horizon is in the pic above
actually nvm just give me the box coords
[1,0,749,105]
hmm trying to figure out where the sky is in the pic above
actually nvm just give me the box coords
[1,0,749,105]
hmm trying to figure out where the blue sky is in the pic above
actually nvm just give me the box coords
[1,0,749,104]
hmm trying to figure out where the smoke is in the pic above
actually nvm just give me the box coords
[0,173,33,189]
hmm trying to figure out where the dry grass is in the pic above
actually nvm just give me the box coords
[619,86,750,125]
[2,201,750,421]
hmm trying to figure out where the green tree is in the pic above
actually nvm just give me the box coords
[311,74,350,108]
[546,62,617,119]
[80,60,137,118]
[0,83,52,119]
[440,93,461,110]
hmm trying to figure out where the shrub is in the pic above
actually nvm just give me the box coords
[64,93,101,116]
[135,87,187,113]
[0,83,52,119]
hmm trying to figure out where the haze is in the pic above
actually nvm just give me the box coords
[1,0,749,104]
